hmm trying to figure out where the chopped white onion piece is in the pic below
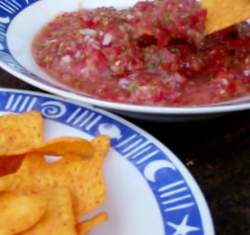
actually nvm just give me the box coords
[79,28,97,36]
[61,55,71,63]
[102,33,113,46]
[244,69,250,76]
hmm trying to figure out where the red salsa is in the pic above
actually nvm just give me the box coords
[32,0,250,106]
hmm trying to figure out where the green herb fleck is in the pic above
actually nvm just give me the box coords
[207,74,213,81]
[57,43,65,56]
[170,47,180,53]
[147,62,158,69]
[162,16,174,25]
[43,55,52,63]
[157,53,164,63]
[127,83,137,93]
[146,84,157,91]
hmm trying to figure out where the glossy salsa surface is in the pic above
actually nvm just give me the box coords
[32,0,250,106]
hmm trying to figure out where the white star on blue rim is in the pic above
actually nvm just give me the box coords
[167,215,200,235]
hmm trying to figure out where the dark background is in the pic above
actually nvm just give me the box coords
[1,69,250,234]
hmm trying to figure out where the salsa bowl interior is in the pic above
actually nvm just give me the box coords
[1,0,250,117]
[7,0,141,92]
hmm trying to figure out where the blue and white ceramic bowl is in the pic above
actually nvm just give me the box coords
[0,0,250,121]
[0,88,215,235]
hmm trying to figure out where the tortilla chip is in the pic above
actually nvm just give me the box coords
[21,188,76,235]
[201,0,250,34]
[0,192,46,235]
[0,112,93,159]
[0,111,44,157]
[32,137,94,158]
[0,136,110,219]
[0,155,24,177]
[77,212,108,235]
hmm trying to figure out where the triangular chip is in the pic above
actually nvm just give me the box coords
[0,111,94,158]
[32,137,94,158]
[0,136,110,219]
[77,212,108,235]
[0,192,46,235]
[0,111,44,157]
[201,0,250,34]
[21,188,76,235]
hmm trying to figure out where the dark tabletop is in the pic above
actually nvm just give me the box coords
[1,68,250,235]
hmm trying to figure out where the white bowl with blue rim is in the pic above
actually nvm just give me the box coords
[0,87,215,235]
[0,0,249,122]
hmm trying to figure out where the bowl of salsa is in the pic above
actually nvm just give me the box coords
[1,0,250,121]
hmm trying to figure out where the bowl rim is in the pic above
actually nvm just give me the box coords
[2,60,250,115]
[0,87,216,235]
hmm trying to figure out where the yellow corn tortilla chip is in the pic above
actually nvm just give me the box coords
[0,192,46,235]
[21,188,76,235]
[0,111,44,157]
[0,135,110,219]
[0,112,93,158]
[77,212,108,235]
[32,137,94,158]
[201,0,250,34]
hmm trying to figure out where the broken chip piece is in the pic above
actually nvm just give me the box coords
[77,212,108,235]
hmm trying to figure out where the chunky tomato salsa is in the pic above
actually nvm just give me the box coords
[32,0,250,106]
